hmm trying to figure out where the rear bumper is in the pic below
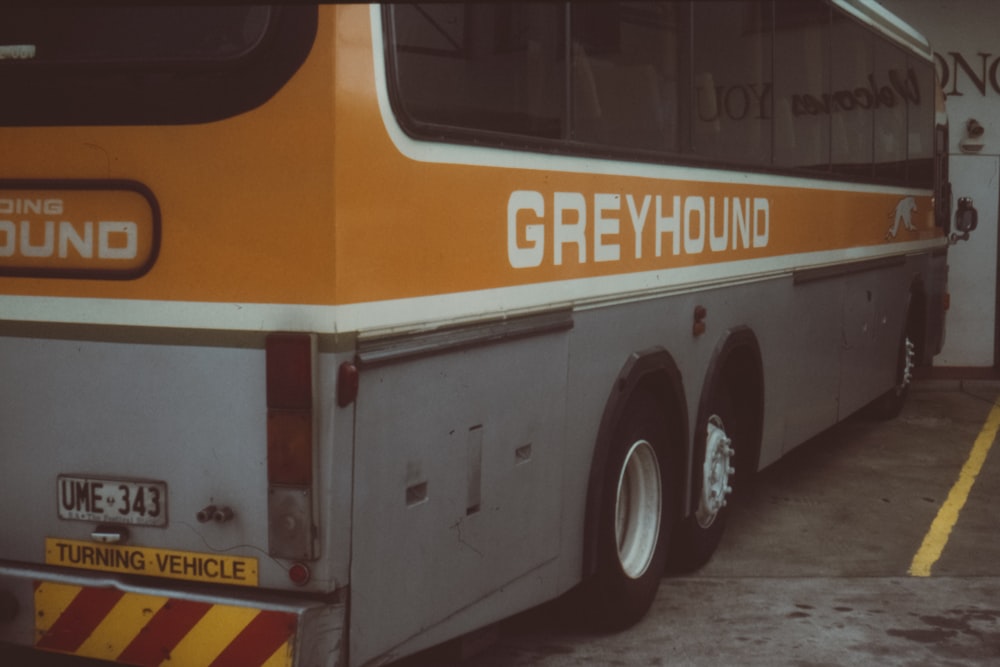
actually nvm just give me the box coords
[0,561,345,667]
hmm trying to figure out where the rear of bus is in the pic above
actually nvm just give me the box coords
[0,7,351,665]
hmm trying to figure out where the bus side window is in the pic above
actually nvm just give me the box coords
[773,0,832,172]
[831,11,874,179]
[690,0,772,166]
[570,2,681,154]
[391,3,567,140]
[873,39,908,183]
[906,57,935,188]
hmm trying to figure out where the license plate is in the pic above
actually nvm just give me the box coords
[58,475,167,527]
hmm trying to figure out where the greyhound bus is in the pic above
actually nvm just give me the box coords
[0,2,974,666]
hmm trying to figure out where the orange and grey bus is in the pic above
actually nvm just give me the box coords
[0,2,975,666]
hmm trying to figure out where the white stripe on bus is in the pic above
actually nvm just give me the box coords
[0,239,944,335]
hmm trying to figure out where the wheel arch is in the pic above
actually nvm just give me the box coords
[582,347,688,578]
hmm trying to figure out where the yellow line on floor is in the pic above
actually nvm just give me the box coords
[908,398,1000,577]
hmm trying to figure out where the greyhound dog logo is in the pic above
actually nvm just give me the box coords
[886,196,917,240]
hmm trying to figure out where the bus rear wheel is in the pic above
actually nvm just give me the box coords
[583,393,675,631]
[669,384,737,572]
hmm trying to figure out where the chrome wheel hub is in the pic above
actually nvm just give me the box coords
[695,415,734,529]
[900,336,915,393]
[614,439,662,579]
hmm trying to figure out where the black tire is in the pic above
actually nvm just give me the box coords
[581,392,676,632]
[668,381,738,572]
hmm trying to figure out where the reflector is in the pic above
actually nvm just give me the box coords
[337,362,359,407]
[266,333,313,410]
[288,562,311,586]
[267,410,313,486]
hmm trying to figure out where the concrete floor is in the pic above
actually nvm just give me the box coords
[417,381,1000,666]
[5,382,999,666]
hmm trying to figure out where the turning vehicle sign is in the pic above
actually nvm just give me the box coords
[58,475,167,527]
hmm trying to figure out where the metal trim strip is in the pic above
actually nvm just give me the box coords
[357,308,573,368]
[792,254,908,285]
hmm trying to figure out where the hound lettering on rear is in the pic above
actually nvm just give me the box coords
[0,186,158,278]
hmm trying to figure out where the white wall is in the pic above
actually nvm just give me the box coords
[879,0,1000,367]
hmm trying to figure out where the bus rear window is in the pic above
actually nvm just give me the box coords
[0,6,317,126]
[0,7,270,64]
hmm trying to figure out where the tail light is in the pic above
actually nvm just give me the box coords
[266,333,317,561]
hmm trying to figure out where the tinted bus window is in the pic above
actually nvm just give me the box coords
[830,12,874,178]
[873,39,908,182]
[390,1,938,189]
[0,7,270,63]
[907,58,935,188]
[391,3,567,140]
[0,6,316,126]
[691,1,772,165]
[571,2,682,153]
[772,0,830,171]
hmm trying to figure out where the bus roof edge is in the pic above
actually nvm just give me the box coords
[830,0,933,60]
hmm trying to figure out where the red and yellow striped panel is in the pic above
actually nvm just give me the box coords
[34,581,296,667]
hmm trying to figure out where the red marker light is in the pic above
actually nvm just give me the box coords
[288,562,311,586]
[337,362,359,407]
[266,334,313,410]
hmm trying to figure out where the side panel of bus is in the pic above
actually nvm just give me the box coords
[349,321,569,660]
[343,253,937,664]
